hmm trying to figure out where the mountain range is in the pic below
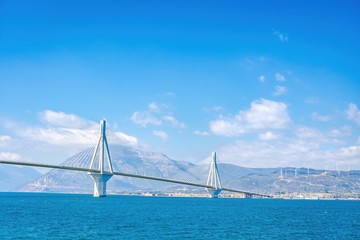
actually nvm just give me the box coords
[0,164,41,191]
[19,145,360,198]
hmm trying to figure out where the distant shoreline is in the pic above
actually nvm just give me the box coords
[2,191,359,201]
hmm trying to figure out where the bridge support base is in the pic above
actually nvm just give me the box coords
[88,173,113,197]
[206,188,222,198]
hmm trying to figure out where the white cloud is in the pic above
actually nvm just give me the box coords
[346,103,360,125]
[0,111,139,165]
[0,135,11,141]
[111,132,138,147]
[131,102,186,130]
[327,129,342,138]
[275,73,286,81]
[219,140,295,168]
[131,111,162,127]
[162,115,186,129]
[148,101,169,113]
[218,138,360,169]
[148,102,161,112]
[327,126,351,138]
[311,112,331,122]
[295,127,322,139]
[0,152,21,161]
[131,101,166,127]
[210,119,246,137]
[259,75,266,82]
[243,99,290,129]
[153,130,168,141]
[338,145,360,158]
[210,99,291,137]
[5,111,138,148]
[193,130,210,137]
[39,110,91,128]
[18,125,98,145]
[273,30,288,42]
[259,131,279,141]
[273,85,287,96]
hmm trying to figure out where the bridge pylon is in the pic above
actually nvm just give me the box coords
[88,120,113,197]
[205,152,222,198]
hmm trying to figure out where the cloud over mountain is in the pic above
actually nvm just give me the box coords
[210,99,290,137]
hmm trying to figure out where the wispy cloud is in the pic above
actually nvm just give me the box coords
[0,152,21,161]
[193,130,210,137]
[327,126,351,138]
[210,99,291,137]
[275,73,286,82]
[6,111,138,147]
[311,112,331,122]
[259,131,279,141]
[131,111,162,127]
[0,135,11,141]
[148,101,169,113]
[39,110,91,128]
[148,102,161,112]
[295,127,323,139]
[273,30,288,42]
[18,126,98,145]
[338,145,360,159]
[273,85,287,96]
[131,101,168,127]
[131,101,186,130]
[259,75,266,82]
[345,103,360,125]
[153,130,168,141]
[162,115,186,129]
[209,119,245,137]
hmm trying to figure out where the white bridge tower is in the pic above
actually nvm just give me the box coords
[88,120,113,197]
[206,152,222,198]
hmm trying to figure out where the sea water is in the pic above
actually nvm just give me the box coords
[0,193,359,239]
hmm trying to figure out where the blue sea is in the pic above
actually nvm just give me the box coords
[0,193,359,239]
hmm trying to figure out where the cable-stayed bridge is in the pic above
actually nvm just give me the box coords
[0,120,271,198]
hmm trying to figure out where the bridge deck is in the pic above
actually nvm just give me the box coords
[0,160,271,197]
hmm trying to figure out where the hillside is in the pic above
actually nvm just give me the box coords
[21,145,360,198]
[0,164,42,191]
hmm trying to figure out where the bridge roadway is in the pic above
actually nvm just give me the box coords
[0,160,271,198]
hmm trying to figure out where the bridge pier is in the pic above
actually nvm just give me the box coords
[207,188,222,198]
[88,173,113,197]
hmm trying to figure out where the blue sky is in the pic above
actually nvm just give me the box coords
[0,0,360,170]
